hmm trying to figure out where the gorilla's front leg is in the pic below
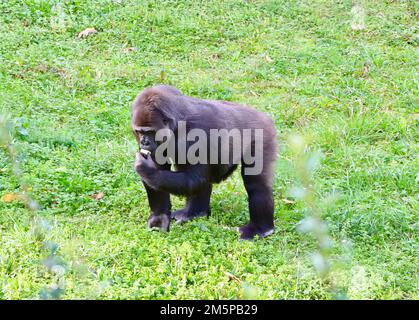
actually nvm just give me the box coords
[143,182,171,232]
[135,152,171,231]
[172,184,212,223]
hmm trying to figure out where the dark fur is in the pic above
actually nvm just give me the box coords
[132,85,277,240]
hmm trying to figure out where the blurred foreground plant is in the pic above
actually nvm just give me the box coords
[0,114,66,299]
[288,134,348,299]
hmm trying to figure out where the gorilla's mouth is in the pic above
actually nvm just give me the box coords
[139,148,152,157]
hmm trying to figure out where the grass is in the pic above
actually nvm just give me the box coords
[0,0,418,299]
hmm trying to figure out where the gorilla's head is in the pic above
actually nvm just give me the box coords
[131,87,180,154]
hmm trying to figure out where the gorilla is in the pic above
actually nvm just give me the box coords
[131,85,277,240]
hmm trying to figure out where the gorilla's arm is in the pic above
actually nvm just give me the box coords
[135,153,208,196]
[154,166,209,196]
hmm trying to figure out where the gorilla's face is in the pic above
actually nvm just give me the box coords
[136,128,158,153]
[131,98,168,154]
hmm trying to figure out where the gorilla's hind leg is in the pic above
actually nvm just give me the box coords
[171,184,212,223]
[239,166,275,240]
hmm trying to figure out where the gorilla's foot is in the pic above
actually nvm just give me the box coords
[147,213,170,232]
[171,208,210,223]
[239,222,274,240]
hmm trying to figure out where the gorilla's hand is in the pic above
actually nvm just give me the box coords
[134,152,158,178]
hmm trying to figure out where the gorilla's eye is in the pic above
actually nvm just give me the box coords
[135,127,155,137]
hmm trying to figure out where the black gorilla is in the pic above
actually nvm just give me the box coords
[131,85,277,240]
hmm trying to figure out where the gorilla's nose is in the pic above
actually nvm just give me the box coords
[141,139,150,147]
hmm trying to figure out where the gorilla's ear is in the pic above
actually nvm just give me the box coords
[152,95,181,131]
[161,113,177,131]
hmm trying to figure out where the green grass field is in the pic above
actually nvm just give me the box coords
[0,0,417,299]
